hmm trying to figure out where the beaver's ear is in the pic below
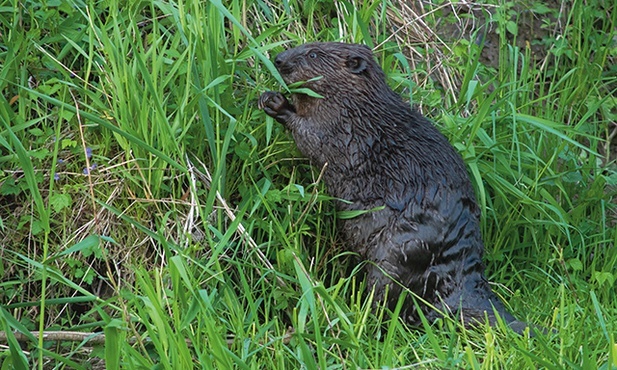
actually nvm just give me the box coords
[346,55,368,74]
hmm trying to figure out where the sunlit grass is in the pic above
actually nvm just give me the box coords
[0,0,616,368]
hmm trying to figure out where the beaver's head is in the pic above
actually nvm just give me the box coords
[273,42,388,98]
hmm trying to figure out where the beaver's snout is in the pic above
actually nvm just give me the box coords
[273,50,295,76]
[274,53,285,68]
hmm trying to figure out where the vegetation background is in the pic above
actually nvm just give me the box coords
[1,0,616,368]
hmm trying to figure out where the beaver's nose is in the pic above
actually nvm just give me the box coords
[274,49,293,69]
[274,53,285,67]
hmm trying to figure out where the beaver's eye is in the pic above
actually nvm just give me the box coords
[308,52,317,59]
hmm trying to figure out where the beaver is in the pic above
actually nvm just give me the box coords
[258,42,527,333]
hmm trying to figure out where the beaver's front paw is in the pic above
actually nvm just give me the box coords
[258,91,296,125]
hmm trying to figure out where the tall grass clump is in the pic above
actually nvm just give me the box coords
[0,0,616,368]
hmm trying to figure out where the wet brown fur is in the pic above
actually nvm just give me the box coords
[258,42,527,332]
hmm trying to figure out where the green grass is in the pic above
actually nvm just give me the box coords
[1,0,616,368]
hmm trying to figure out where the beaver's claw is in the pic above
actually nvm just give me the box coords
[258,91,295,125]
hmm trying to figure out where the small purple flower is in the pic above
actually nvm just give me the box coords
[83,163,97,175]
[54,173,60,181]
[58,158,65,164]
[86,147,92,159]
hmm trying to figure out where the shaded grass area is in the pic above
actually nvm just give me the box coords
[1,0,616,368]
